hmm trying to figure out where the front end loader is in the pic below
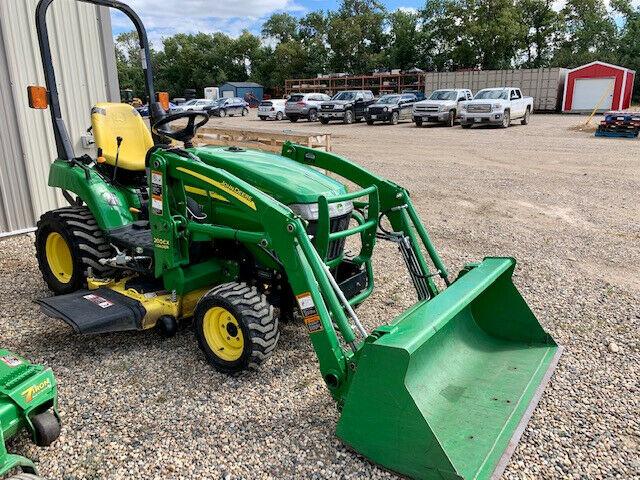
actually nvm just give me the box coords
[0,350,61,480]
[28,0,561,477]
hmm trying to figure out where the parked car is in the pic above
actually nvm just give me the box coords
[319,90,375,124]
[170,98,216,113]
[136,102,177,118]
[459,87,533,128]
[205,97,249,117]
[365,93,416,125]
[402,89,426,101]
[413,89,473,127]
[285,93,331,122]
[258,99,287,121]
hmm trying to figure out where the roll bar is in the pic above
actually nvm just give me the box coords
[35,0,157,160]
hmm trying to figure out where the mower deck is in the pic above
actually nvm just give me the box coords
[36,288,145,334]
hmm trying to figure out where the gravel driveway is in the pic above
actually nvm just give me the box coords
[1,112,638,479]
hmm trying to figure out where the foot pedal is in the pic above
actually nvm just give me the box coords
[36,288,146,334]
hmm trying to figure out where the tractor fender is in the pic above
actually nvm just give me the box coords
[48,160,137,230]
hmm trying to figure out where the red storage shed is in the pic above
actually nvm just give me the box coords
[562,61,635,113]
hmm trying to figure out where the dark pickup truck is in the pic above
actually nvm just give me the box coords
[319,90,375,124]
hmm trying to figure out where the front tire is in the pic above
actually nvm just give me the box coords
[447,110,455,127]
[195,282,279,373]
[521,107,531,125]
[366,119,374,125]
[289,117,299,123]
[343,110,354,124]
[319,117,329,125]
[242,108,249,116]
[414,118,423,127]
[219,109,226,118]
[390,111,399,125]
[35,206,114,295]
[501,110,510,128]
[308,109,318,122]
[461,123,472,129]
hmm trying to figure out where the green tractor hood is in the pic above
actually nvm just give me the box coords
[194,146,347,205]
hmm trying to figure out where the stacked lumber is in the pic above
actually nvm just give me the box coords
[595,111,640,138]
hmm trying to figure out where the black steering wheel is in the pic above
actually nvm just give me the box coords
[152,111,210,147]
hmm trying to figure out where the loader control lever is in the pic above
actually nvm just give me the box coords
[152,111,210,148]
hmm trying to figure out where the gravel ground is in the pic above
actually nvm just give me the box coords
[1,112,638,479]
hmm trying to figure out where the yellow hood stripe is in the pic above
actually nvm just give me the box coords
[184,185,229,203]
[178,167,256,210]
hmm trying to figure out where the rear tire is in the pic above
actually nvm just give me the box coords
[521,107,531,125]
[31,411,61,447]
[195,282,279,373]
[276,111,283,121]
[35,206,114,295]
[308,109,318,122]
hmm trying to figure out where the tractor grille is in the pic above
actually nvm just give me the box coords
[306,213,351,261]
[467,104,492,113]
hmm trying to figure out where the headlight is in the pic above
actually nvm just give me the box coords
[365,107,369,112]
[493,103,502,110]
[288,201,354,221]
[462,105,468,111]
[439,105,448,112]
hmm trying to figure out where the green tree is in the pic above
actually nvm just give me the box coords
[387,9,419,70]
[611,0,640,101]
[516,0,561,67]
[261,13,299,42]
[553,0,617,67]
[114,31,146,97]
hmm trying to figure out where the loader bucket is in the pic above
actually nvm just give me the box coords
[337,257,560,480]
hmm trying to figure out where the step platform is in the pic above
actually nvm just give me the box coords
[36,288,146,334]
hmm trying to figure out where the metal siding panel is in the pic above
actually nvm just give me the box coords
[0,0,113,234]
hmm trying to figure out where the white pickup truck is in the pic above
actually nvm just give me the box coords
[412,89,473,127]
[459,87,533,128]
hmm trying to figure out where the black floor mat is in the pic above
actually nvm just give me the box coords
[36,288,146,334]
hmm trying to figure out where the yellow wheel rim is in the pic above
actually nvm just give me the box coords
[202,306,244,361]
[45,232,73,284]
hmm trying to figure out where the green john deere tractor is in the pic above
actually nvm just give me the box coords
[29,1,561,478]
[0,350,61,480]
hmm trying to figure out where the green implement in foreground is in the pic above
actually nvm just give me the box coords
[0,349,61,479]
[30,1,560,477]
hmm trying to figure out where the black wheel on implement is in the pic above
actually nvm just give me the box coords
[31,411,61,447]
[35,206,114,295]
[195,282,279,373]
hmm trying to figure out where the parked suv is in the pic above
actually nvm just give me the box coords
[365,93,416,125]
[204,97,249,117]
[319,90,375,124]
[285,93,331,122]
[413,89,473,127]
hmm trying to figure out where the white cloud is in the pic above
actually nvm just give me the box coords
[111,0,305,47]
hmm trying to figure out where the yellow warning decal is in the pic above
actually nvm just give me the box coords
[296,292,322,333]
[177,167,255,210]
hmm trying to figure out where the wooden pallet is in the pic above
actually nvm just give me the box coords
[193,125,331,153]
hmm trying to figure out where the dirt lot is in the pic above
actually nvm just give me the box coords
[2,111,638,479]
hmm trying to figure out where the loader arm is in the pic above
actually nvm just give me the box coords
[151,145,560,480]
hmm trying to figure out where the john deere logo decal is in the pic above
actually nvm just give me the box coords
[21,378,51,403]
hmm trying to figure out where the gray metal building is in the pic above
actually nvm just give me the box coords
[0,0,118,236]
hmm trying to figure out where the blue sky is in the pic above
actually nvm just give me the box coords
[111,0,424,48]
